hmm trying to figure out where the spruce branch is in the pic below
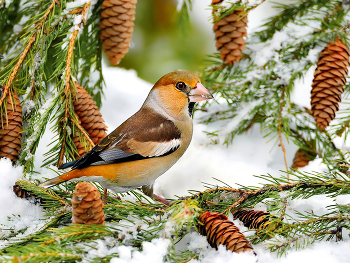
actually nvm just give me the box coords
[64,2,91,91]
[0,0,56,107]
[5,252,82,262]
[40,230,110,246]
[16,180,70,207]
[278,86,289,223]
[0,211,70,253]
[272,230,337,252]
[57,1,91,167]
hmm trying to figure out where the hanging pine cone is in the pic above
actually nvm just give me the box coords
[73,82,108,158]
[100,0,136,65]
[0,89,22,162]
[291,148,315,169]
[212,1,248,64]
[72,182,105,225]
[198,211,254,253]
[231,209,271,230]
[311,37,350,130]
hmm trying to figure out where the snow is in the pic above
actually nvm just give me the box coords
[0,159,44,239]
[1,0,350,262]
[111,239,171,263]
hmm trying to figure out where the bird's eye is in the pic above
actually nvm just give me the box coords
[176,82,186,90]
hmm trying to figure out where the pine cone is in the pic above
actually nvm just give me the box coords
[291,148,315,169]
[231,209,271,230]
[100,0,136,65]
[311,37,350,130]
[73,82,108,158]
[0,89,22,162]
[13,184,32,199]
[13,183,43,205]
[198,211,254,253]
[212,1,248,64]
[72,182,105,225]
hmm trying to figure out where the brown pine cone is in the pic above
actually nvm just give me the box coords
[231,209,271,230]
[212,1,248,64]
[13,184,33,199]
[311,37,350,130]
[291,148,315,169]
[0,89,22,162]
[198,211,254,253]
[72,182,105,225]
[100,0,137,65]
[73,82,108,158]
[13,183,43,205]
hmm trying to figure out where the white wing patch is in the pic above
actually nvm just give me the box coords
[148,138,181,157]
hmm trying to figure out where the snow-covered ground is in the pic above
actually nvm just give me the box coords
[1,0,350,262]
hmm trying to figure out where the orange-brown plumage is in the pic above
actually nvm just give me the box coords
[39,71,213,195]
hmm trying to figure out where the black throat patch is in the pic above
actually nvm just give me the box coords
[188,102,195,117]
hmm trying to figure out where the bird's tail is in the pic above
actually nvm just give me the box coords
[39,169,81,188]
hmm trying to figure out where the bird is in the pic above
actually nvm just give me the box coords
[39,71,213,198]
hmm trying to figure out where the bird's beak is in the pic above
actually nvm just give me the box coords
[189,82,213,102]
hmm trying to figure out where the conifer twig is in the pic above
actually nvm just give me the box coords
[321,129,345,160]
[57,135,66,167]
[282,215,350,231]
[335,119,350,137]
[68,115,95,148]
[278,86,289,221]
[278,86,289,174]
[273,230,337,251]
[290,128,320,157]
[0,29,26,53]
[58,1,91,167]
[10,253,81,262]
[246,0,267,12]
[0,0,56,107]
[40,230,109,246]
[64,1,91,100]
[222,193,247,214]
[194,180,350,214]
[190,187,241,198]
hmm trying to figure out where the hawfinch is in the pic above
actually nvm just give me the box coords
[40,71,213,196]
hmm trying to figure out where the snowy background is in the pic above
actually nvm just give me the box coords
[1,0,350,262]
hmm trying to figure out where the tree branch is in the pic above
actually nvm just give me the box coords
[0,0,57,107]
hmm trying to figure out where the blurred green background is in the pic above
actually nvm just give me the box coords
[112,0,214,83]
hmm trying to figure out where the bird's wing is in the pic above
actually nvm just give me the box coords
[70,107,182,170]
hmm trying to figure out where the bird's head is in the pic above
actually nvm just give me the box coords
[153,71,213,102]
[144,71,213,119]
